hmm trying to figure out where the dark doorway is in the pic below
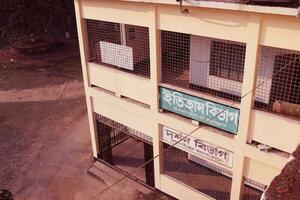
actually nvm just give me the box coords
[144,142,155,187]
[96,120,155,187]
[97,121,129,164]
[112,138,146,181]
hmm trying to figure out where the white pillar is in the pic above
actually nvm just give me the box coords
[231,15,261,200]
[74,0,99,158]
[148,5,162,189]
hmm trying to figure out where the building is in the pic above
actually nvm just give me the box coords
[74,0,300,199]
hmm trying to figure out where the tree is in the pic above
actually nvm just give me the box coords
[0,0,75,43]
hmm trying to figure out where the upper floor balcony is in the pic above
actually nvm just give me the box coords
[159,29,300,152]
[86,19,151,78]
[160,30,300,120]
[83,12,300,152]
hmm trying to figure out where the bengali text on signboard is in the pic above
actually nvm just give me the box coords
[162,126,234,168]
[160,87,240,134]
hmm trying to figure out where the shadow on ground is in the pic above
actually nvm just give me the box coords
[0,39,173,200]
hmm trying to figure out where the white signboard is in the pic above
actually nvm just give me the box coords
[162,126,234,168]
[100,41,134,71]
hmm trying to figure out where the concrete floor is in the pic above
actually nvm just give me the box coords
[0,40,172,200]
[112,138,146,182]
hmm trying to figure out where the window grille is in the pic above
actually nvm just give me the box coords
[162,143,232,200]
[210,41,245,82]
[96,114,153,144]
[254,46,300,119]
[86,19,150,78]
[97,120,129,150]
[242,178,265,200]
[161,30,246,102]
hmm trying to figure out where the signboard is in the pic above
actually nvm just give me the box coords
[162,126,234,168]
[160,87,240,134]
[100,41,134,70]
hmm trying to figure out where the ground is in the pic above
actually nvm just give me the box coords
[0,39,171,200]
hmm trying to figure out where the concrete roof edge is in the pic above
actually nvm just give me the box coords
[119,0,299,16]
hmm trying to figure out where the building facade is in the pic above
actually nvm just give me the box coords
[75,0,300,199]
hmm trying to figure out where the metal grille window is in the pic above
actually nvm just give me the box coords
[162,143,232,200]
[96,120,129,151]
[210,41,245,82]
[96,114,153,144]
[254,46,300,119]
[86,19,150,78]
[242,178,265,200]
[161,30,246,102]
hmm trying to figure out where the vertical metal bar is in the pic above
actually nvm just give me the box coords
[120,24,127,46]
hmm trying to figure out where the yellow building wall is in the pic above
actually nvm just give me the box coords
[75,0,300,199]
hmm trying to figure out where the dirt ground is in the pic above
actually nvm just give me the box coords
[0,39,171,200]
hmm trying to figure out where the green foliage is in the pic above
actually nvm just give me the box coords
[0,0,75,42]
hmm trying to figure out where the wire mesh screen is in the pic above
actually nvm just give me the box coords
[242,178,265,200]
[86,19,150,78]
[96,114,153,144]
[161,30,246,102]
[254,46,300,119]
[162,143,232,200]
[96,120,129,149]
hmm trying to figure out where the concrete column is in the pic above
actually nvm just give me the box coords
[148,5,162,189]
[230,15,261,200]
[149,5,160,111]
[74,0,99,158]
